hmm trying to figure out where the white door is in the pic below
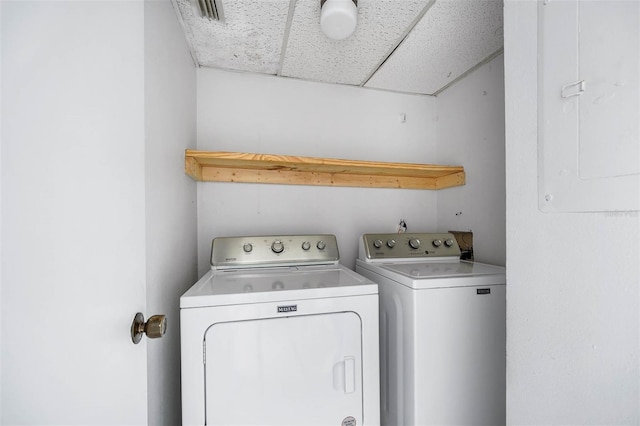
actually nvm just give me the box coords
[205,312,363,426]
[1,1,148,424]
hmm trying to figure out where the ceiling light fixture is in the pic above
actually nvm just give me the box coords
[320,0,358,40]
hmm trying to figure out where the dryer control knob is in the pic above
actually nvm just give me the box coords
[317,241,326,250]
[243,243,253,253]
[432,239,442,248]
[302,241,311,251]
[373,239,383,249]
[408,238,421,249]
[444,239,455,247]
[387,239,396,248]
[271,241,285,253]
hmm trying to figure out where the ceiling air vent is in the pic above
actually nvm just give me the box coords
[194,0,224,21]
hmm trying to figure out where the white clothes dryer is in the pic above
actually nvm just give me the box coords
[181,235,380,426]
[356,233,505,426]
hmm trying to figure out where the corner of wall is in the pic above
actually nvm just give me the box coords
[0,1,4,421]
[434,54,506,266]
[144,0,197,425]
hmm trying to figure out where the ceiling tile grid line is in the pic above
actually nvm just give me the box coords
[432,47,504,96]
[280,0,431,85]
[364,0,504,94]
[359,0,437,87]
[277,0,299,76]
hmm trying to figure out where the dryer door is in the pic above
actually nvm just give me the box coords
[204,312,363,426]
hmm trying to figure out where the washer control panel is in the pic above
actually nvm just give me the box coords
[360,233,461,260]
[211,234,339,269]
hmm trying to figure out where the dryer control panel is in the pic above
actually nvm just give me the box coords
[211,234,339,269]
[360,233,461,261]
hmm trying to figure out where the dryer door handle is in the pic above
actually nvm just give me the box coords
[344,356,356,393]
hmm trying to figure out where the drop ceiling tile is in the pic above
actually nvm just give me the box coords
[364,0,503,95]
[174,0,290,74]
[280,0,431,85]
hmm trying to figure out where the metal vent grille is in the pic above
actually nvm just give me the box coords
[195,0,224,21]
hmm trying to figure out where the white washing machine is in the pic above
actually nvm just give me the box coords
[355,233,506,426]
[181,234,380,426]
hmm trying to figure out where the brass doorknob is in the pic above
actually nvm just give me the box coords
[131,312,167,344]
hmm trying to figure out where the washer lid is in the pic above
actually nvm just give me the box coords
[359,260,505,289]
[180,265,378,308]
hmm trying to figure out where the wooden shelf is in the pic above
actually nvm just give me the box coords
[185,150,465,190]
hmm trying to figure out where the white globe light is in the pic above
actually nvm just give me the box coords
[320,0,358,40]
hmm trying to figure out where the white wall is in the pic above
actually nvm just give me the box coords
[0,2,3,420]
[196,69,438,273]
[1,1,147,424]
[505,1,640,424]
[0,2,3,421]
[144,1,197,425]
[436,55,505,266]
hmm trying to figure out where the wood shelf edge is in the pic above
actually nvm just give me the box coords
[185,150,465,190]
[185,156,202,181]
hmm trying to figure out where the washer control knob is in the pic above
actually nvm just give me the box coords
[243,243,253,253]
[387,239,396,248]
[408,238,421,249]
[302,241,311,251]
[316,241,326,250]
[444,239,455,247]
[373,239,383,249]
[271,241,284,253]
[432,239,442,248]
